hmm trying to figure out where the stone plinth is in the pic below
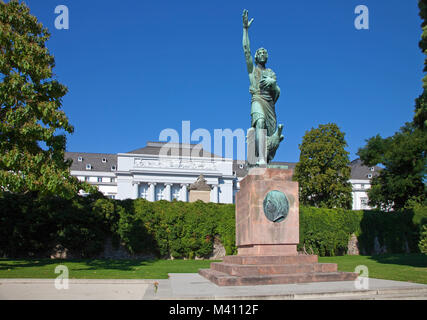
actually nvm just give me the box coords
[199,255,358,286]
[199,168,358,286]
[236,168,298,255]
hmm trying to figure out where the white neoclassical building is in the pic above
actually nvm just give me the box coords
[66,141,235,203]
[66,142,379,209]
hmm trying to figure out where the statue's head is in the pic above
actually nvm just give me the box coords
[255,48,268,65]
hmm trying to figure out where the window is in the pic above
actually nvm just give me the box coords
[111,165,116,171]
[155,185,165,201]
[86,164,92,170]
[97,177,102,183]
[361,197,369,209]
[85,176,89,182]
[102,158,107,163]
[370,167,375,172]
[239,164,244,169]
[78,156,83,162]
[110,177,116,183]
[140,185,149,199]
[367,174,372,179]
[172,185,180,201]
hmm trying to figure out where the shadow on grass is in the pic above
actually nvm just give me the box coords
[0,258,158,271]
[0,259,58,270]
[368,254,427,268]
[80,259,157,271]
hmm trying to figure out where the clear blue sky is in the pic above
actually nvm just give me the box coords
[22,0,423,163]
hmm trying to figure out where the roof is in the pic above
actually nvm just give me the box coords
[127,141,221,158]
[350,158,381,180]
[65,152,117,172]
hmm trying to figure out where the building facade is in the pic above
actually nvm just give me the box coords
[66,142,379,209]
[66,142,235,203]
[349,158,381,210]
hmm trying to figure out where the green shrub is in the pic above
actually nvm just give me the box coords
[298,206,363,256]
[1,191,425,259]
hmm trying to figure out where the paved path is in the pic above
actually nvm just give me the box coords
[0,279,152,300]
[1,275,427,300]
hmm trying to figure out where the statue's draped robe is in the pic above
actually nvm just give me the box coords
[250,66,280,137]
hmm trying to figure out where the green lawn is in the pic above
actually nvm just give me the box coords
[0,254,426,284]
[319,254,427,284]
[0,258,218,279]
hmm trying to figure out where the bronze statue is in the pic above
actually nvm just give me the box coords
[242,9,284,166]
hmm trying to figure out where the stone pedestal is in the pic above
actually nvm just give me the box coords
[199,168,358,286]
[236,168,298,256]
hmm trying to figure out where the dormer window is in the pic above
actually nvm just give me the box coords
[367,173,372,179]
[370,167,374,171]
[239,164,244,169]
[102,158,107,163]
[111,165,116,171]
[78,156,83,162]
[86,164,92,170]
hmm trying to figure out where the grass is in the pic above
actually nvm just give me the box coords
[0,254,426,284]
[319,254,427,284]
[0,258,218,279]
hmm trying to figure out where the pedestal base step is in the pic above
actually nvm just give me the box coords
[210,262,338,276]
[222,255,318,265]
[199,268,359,286]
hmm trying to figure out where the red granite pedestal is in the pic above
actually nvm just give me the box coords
[199,168,358,286]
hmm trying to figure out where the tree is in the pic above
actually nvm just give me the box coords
[357,1,427,210]
[358,123,426,210]
[0,1,91,198]
[293,123,353,209]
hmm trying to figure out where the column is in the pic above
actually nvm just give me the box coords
[165,183,172,201]
[132,182,139,199]
[148,182,156,202]
[212,184,219,203]
[180,184,189,202]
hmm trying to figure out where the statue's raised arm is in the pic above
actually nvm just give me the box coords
[242,9,254,75]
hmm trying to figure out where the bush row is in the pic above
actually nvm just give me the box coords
[0,193,236,259]
[298,205,427,256]
[0,192,426,258]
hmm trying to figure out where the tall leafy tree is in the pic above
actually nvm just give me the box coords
[357,1,427,210]
[0,1,91,198]
[358,124,426,210]
[294,123,353,209]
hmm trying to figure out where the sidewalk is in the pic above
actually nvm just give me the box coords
[1,275,427,300]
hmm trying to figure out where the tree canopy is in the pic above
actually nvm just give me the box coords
[0,1,91,198]
[358,123,426,210]
[293,123,353,209]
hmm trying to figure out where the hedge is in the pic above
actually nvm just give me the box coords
[0,192,425,258]
[298,206,426,256]
[0,193,236,259]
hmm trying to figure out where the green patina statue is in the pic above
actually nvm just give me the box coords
[242,9,284,166]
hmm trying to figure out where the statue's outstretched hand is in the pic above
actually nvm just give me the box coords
[243,9,254,29]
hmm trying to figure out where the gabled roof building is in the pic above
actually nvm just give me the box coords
[66,142,379,209]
